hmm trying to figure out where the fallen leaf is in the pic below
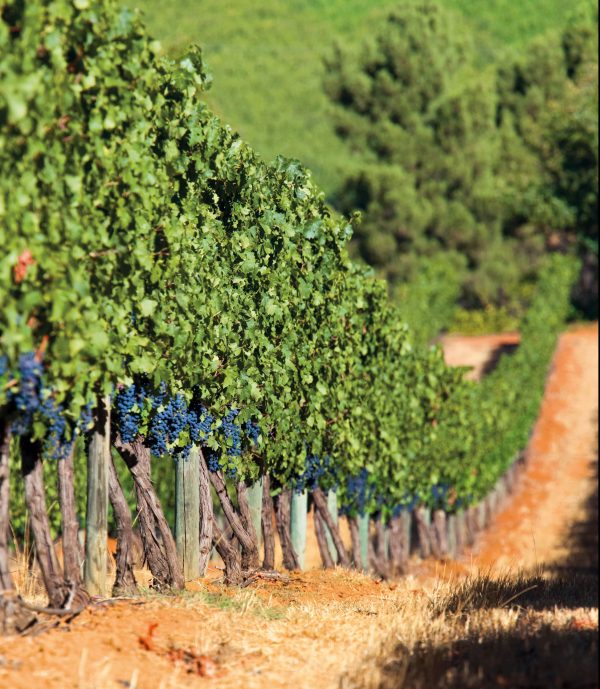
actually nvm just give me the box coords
[138,622,159,651]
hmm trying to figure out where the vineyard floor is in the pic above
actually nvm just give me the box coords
[0,325,597,689]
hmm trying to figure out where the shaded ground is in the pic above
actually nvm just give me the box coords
[0,325,597,689]
[439,331,521,380]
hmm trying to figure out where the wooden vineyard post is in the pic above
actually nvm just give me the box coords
[85,395,110,596]
[290,490,307,570]
[246,478,263,547]
[447,513,457,558]
[396,510,412,571]
[414,506,432,559]
[358,513,369,571]
[431,509,448,558]
[175,448,200,581]
[455,510,468,553]
[325,491,339,563]
[477,501,487,531]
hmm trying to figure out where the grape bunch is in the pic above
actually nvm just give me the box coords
[148,393,188,457]
[3,352,93,459]
[221,408,242,457]
[430,482,450,508]
[344,468,374,517]
[245,419,261,447]
[292,453,336,494]
[188,404,213,445]
[391,494,418,518]
[206,450,221,473]
[8,353,43,435]
[78,402,94,434]
[114,383,146,444]
[40,396,70,460]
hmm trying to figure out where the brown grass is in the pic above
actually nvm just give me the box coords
[0,565,596,689]
[342,568,598,689]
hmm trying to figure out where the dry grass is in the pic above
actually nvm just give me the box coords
[1,557,597,689]
[342,568,598,689]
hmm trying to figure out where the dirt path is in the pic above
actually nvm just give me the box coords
[440,331,521,380]
[467,323,598,572]
[0,325,596,689]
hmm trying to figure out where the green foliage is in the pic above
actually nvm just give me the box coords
[392,253,466,346]
[465,254,579,499]
[0,0,580,535]
[449,306,521,337]
[324,1,597,315]
[132,0,574,197]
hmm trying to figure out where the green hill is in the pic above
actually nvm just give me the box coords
[131,0,573,194]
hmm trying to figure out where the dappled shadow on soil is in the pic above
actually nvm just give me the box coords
[480,340,519,376]
[436,569,598,614]
[549,435,598,581]
[372,622,598,689]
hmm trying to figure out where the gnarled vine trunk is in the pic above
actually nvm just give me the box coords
[113,436,183,590]
[236,479,259,571]
[197,449,213,576]
[211,516,242,585]
[275,488,300,570]
[208,469,259,569]
[314,508,335,569]
[261,474,276,570]
[57,446,83,587]
[20,436,69,608]
[107,453,137,595]
[414,506,432,559]
[388,512,410,575]
[371,513,390,578]
[311,488,350,567]
[431,509,448,559]
[347,515,362,570]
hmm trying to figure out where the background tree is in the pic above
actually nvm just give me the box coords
[324,0,598,318]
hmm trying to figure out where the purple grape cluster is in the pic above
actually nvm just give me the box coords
[206,451,221,473]
[188,405,213,445]
[114,384,146,444]
[78,402,94,433]
[3,352,94,459]
[222,409,242,457]
[149,393,188,457]
[40,396,70,460]
[430,482,450,508]
[344,468,374,517]
[391,494,418,518]
[9,353,43,435]
[292,454,336,494]
[245,420,260,447]
[114,382,222,460]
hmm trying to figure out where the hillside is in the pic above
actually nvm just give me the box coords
[131,0,573,194]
